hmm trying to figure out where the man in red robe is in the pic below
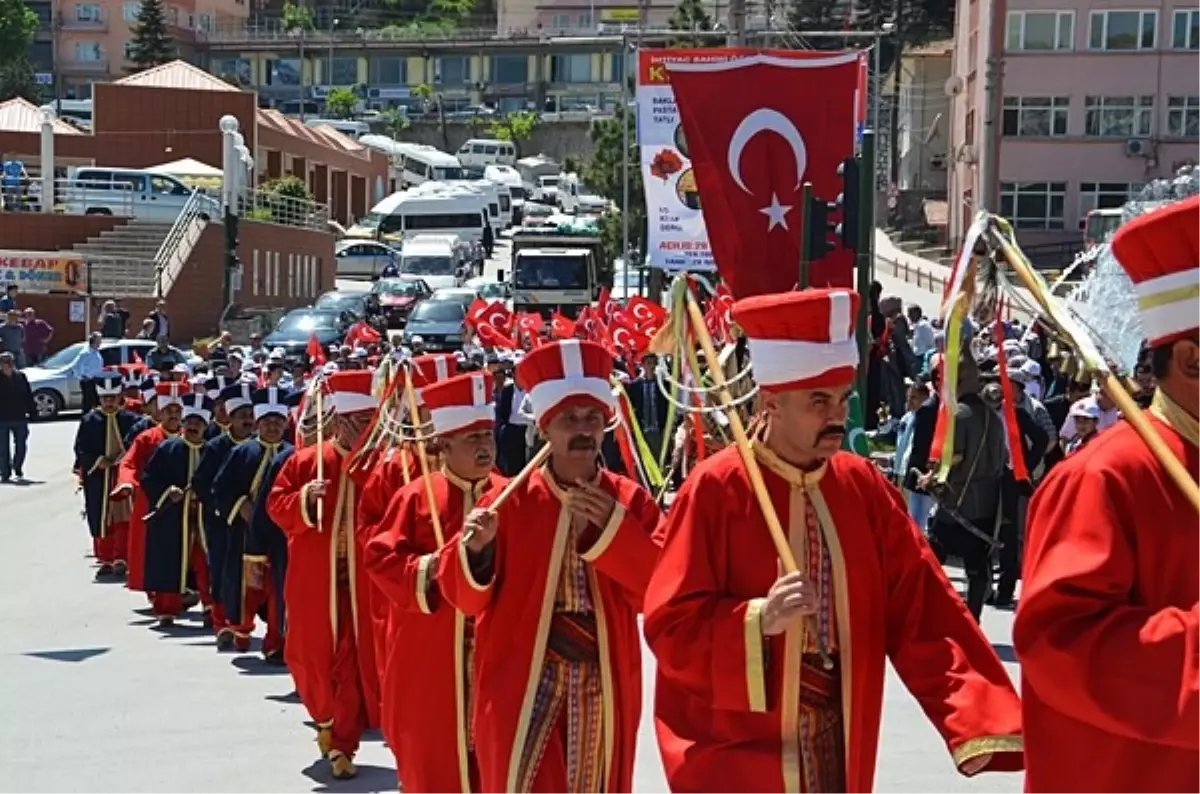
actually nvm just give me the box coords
[644,288,1024,793]
[366,369,506,791]
[267,369,381,781]
[1015,195,1199,793]
[438,339,661,793]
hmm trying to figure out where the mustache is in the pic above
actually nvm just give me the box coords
[568,435,597,451]
[819,425,847,438]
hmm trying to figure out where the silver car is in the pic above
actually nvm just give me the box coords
[25,339,163,419]
[335,240,398,280]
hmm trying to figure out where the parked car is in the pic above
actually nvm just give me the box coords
[314,289,378,320]
[25,338,169,419]
[370,277,433,329]
[334,240,398,280]
[520,201,555,227]
[400,299,467,352]
[427,286,482,313]
[65,167,218,221]
[465,276,512,302]
[263,307,353,359]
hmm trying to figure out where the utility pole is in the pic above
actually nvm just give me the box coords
[887,0,903,185]
[727,0,746,45]
[979,0,1007,211]
[621,29,630,277]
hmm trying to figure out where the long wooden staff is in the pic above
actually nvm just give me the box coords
[682,290,798,573]
[991,229,1200,511]
[403,366,444,545]
[314,377,325,530]
[461,444,550,544]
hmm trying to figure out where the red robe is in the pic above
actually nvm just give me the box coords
[1015,413,1199,793]
[643,445,1024,793]
[266,443,381,752]
[366,468,506,792]
[118,424,176,593]
[437,467,661,793]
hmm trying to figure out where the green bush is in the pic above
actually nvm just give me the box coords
[257,175,316,226]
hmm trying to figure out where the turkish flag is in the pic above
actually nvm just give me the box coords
[550,310,576,339]
[476,301,513,335]
[465,297,489,329]
[306,333,326,366]
[667,51,863,298]
[625,296,667,332]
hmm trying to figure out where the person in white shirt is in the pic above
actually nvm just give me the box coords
[71,332,105,414]
[1057,389,1120,440]
[908,305,936,359]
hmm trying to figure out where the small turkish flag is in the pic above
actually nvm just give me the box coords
[476,302,513,335]
[625,296,666,332]
[306,333,326,366]
[465,297,489,329]
[667,51,862,298]
[550,311,576,339]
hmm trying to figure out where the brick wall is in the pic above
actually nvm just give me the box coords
[0,213,123,251]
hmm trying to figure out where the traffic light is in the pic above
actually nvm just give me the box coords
[803,198,838,265]
[224,209,239,255]
[836,157,861,250]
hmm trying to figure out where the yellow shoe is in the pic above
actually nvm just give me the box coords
[329,751,357,780]
[316,725,333,758]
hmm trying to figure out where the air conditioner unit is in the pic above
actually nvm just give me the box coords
[1124,138,1152,157]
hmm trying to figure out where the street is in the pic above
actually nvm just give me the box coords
[0,417,1022,793]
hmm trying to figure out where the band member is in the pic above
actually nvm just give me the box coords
[205,375,235,439]
[213,386,297,658]
[1016,196,1199,792]
[193,382,256,647]
[643,289,1023,793]
[140,393,216,626]
[115,381,180,596]
[366,370,505,791]
[247,443,295,659]
[267,370,381,780]
[438,339,661,793]
[73,370,140,581]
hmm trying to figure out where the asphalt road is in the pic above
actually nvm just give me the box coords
[0,418,1023,793]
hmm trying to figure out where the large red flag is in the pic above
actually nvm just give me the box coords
[666,51,862,298]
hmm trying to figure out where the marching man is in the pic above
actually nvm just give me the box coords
[366,369,506,792]
[1015,195,1199,792]
[437,339,662,793]
[267,370,381,780]
[643,289,1023,793]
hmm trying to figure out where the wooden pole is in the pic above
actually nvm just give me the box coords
[682,290,798,572]
[403,368,445,545]
[314,379,325,530]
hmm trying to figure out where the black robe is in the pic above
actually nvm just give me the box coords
[210,437,293,625]
[192,432,249,608]
[140,436,207,594]
[73,408,141,539]
[245,445,294,632]
[126,415,156,444]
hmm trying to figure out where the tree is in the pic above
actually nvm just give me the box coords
[667,0,714,47]
[326,87,358,119]
[127,0,176,72]
[485,111,537,158]
[0,0,39,102]
[281,1,315,31]
[379,106,410,138]
[583,104,645,265]
[413,83,450,151]
[786,0,841,46]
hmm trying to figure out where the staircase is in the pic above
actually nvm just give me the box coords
[73,219,174,296]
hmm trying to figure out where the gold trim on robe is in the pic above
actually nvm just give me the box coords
[415,553,436,615]
[580,504,626,563]
[744,597,769,714]
[952,734,1024,769]
[1150,389,1200,448]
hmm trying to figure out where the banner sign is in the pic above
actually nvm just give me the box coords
[0,250,86,294]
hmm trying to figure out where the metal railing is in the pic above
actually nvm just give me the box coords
[239,186,331,231]
[59,59,110,74]
[0,176,143,217]
[154,189,210,298]
[200,21,502,43]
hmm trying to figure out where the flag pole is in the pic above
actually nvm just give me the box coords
[798,182,813,290]
[402,367,445,545]
[854,130,876,405]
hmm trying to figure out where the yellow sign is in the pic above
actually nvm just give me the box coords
[600,7,640,22]
[0,250,86,294]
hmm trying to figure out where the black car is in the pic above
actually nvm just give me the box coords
[401,300,467,352]
[263,308,352,359]
[315,289,379,320]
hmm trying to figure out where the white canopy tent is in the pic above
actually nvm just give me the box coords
[148,157,224,188]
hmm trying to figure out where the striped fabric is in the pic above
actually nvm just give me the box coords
[797,655,846,792]
[800,497,838,658]
[516,656,605,792]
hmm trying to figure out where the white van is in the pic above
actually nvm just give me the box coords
[557,172,608,215]
[395,144,464,188]
[484,164,525,224]
[399,234,470,290]
[354,187,488,245]
[65,167,218,221]
[305,118,370,140]
[456,138,517,168]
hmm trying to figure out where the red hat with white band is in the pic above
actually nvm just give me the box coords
[422,372,494,436]
[516,339,615,429]
[732,288,861,391]
[327,370,377,414]
[155,380,191,409]
[409,354,458,404]
[1111,195,1199,348]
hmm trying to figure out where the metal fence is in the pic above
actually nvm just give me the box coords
[239,186,331,231]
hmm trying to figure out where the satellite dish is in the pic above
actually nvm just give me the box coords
[943,76,965,97]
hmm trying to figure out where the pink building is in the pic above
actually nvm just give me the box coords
[948,0,1199,247]
[56,0,250,98]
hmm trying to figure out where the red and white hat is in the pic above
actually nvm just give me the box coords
[732,288,861,391]
[155,380,191,409]
[327,370,377,414]
[516,339,615,429]
[1111,195,1199,348]
[422,372,494,436]
[409,354,458,404]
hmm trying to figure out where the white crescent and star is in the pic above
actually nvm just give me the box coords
[726,108,808,233]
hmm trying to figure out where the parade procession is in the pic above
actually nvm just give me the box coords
[1,43,1197,794]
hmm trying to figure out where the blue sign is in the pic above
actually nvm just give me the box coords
[35,73,53,86]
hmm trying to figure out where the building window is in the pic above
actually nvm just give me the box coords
[491,55,528,84]
[578,11,593,28]
[1088,10,1157,50]
[999,182,1067,230]
[434,55,469,85]
[215,57,251,85]
[551,13,571,28]
[611,49,628,84]
[551,53,592,83]
[1085,95,1154,136]
[369,56,406,85]
[75,42,102,61]
[1002,96,1070,136]
[122,1,139,20]
[267,58,302,86]
[198,13,212,31]
[1079,182,1144,217]
[76,3,102,20]
[321,56,357,86]
[1166,95,1200,136]
[124,41,136,60]
[1173,9,1200,48]
[1006,11,1074,51]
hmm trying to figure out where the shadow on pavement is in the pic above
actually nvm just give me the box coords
[232,654,290,676]
[266,690,302,705]
[23,647,111,663]
[128,618,159,627]
[302,759,396,793]
[150,621,210,637]
[992,643,1017,663]
[0,478,45,487]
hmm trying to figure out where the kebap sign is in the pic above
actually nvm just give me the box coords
[0,250,86,294]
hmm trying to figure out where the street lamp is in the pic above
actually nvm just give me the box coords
[219,115,243,313]
[328,17,340,99]
[39,107,55,214]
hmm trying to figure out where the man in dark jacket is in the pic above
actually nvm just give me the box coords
[0,350,35,481]
[627,353,670,463]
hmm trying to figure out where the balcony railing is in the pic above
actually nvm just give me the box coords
[60,58,110,74]
[198,20,502,44]
[60,15,108,31]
